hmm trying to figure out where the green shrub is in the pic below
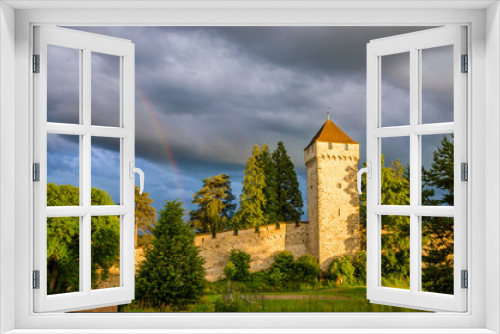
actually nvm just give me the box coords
[269,267,283,288]
[214,296,240,312]
[327,255,355,285]
[294,254,321,284]
[353,251,367,284]
[223,261,237,280]
[269,251,295,282]
[228,249,251,281]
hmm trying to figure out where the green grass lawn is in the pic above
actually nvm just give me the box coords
[120,286,423,313]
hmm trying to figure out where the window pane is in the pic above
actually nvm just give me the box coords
[421,134,454,206]
[421,45,454,124]
[421,216,454,295]
[381,52,410,127]
[91,137,120,205]
[47,134,80,206]
[47,45,80,124]
[91,215,121,290]
[381,137,410,205]
[381,215,410,289]
[91,52,121,127]
[47,216,80,295]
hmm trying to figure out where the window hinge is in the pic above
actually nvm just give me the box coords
[33,163,40,182]
[33,54,40,73]
[33,270,40,289]
[461,54,468,73]
[461,162,468,181]
[461,270,468,289]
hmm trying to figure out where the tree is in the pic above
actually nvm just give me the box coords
[135,200,206,310]
[359,157,410,283]
[135,185,157,248]
[421,135,454,294]
[190,174,236,235]
[272,141,303,222]
[46,183,120,294]
[257,144,280,227]
[226,249,251,281]
[233,145,266,229]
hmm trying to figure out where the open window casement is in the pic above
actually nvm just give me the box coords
[33,26,140,312]
[363,26,467,312]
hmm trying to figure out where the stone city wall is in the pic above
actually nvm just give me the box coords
[194,222,310,282]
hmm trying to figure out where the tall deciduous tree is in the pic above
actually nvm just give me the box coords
[233,145,266,229]
[257,144,280,227]
[421,135,454,294]
[272,141,303,222]
[47,183,120,294]
[135,185,157,248]
[359,157,410,283]
[190,174,236,235]
[135,200,206,310]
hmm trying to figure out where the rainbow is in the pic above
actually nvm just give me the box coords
[135,83,187,206]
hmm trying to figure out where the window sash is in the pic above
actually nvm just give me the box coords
[366,26,467,312]
[33,25,136,313]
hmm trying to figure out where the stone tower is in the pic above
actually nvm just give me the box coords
[304,115,360,270]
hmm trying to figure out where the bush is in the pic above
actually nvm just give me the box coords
[228,249,251,281]
[269,251,295,282]
[327,255,355,285]
[353,251,367,284]
[294,254,321,284]
[269,267,283,288]
[223,261,237,280]
[214,296,240,312]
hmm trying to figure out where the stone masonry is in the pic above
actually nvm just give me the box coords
[134,117,361,280]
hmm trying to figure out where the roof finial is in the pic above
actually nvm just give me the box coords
[327,106,330,120]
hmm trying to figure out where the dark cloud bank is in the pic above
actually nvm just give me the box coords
[48,26,452,216]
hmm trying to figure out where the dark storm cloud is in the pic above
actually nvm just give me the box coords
[52,26,455,213]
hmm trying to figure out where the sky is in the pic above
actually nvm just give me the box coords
[46,26,454,218]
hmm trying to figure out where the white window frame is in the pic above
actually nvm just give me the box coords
[33,26,136,313]
[0,2,499,333]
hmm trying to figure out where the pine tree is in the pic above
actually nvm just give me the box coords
[190,174,236,235]
[257,144,280,227]
[135,200,206,310]
[233,145,267,229]
[272,141,304,222]
[421,135,454,294]
[135,185,157,248]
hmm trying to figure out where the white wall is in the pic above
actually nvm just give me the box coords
[0,2,16,333]
[485,2,500,333]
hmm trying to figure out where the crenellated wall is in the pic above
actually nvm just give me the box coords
[193,222,310,282]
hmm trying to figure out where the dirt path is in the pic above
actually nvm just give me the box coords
[240,294,350,301]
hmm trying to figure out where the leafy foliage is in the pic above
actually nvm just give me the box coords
[227,249,252,281]
[233,145,267,229]
[327,255,355,285]
[46,183,120,294]
[269,251,295,282]
[190,174,236,235]
[353,250,367,284]
[272,141,304,222]
[294,254,321,285]
[223,261,237,281]
[135,185,157,248]
[135,200,206,309]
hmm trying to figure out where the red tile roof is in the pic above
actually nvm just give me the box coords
[306,119,358,149]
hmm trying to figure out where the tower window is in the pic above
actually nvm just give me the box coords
[345,144,349,150]
[328,143,333,149]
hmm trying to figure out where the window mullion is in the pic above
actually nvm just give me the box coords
[81,47,92,294]
[409,47,420,294]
